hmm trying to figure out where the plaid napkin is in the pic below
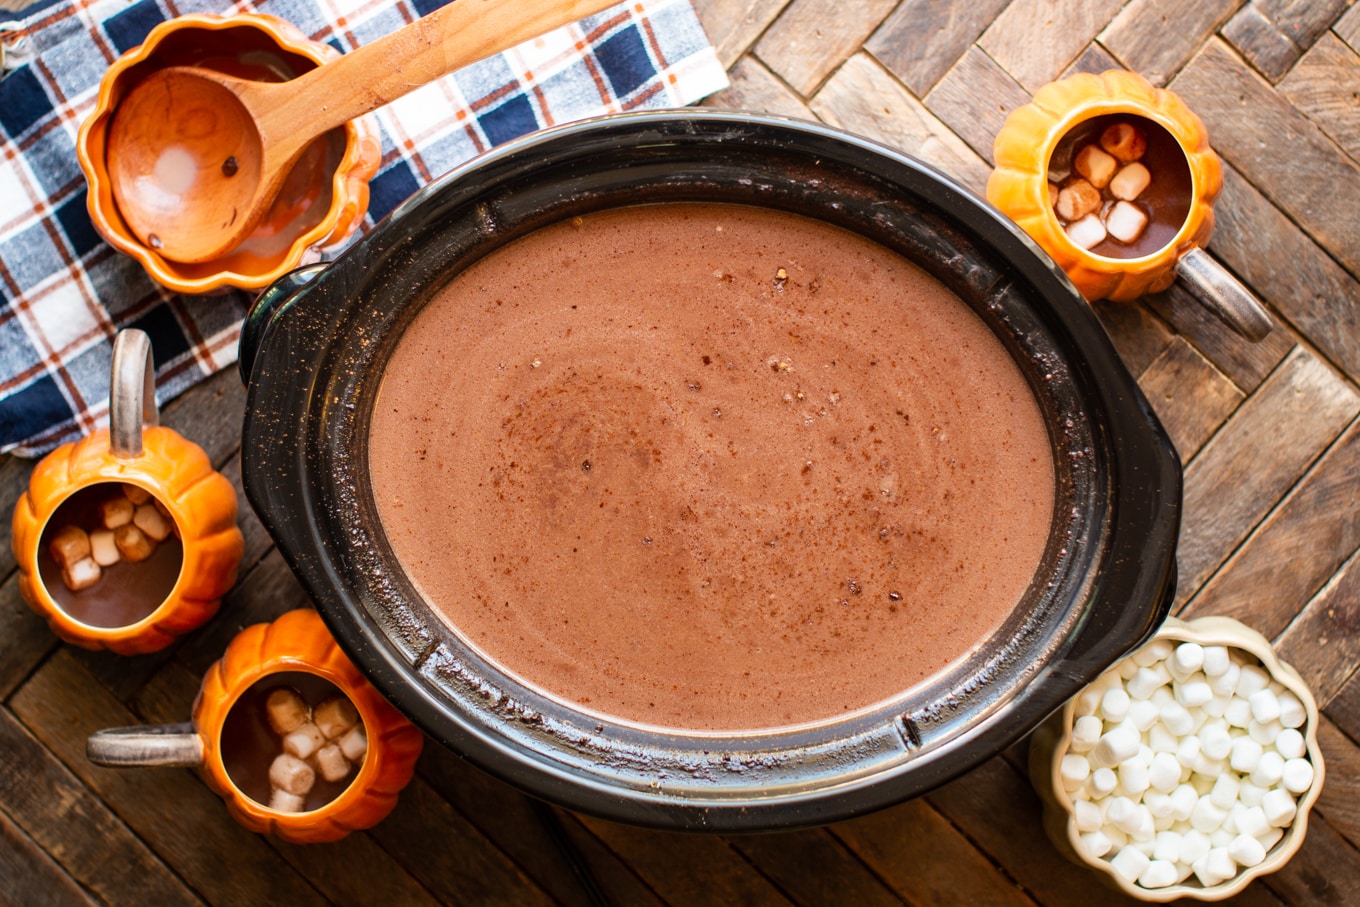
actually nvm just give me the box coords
[0,0,727,456]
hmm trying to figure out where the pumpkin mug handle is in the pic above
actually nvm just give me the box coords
[1175,247,1275,343]
[87,723,203,767]
[110,328,159,459]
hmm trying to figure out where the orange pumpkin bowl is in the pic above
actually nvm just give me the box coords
[987,69,1222,302]
[194,609,424,843]
[76,13,381,294]
[11,425,244,654]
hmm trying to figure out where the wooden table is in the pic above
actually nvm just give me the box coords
[4,1,1360,904]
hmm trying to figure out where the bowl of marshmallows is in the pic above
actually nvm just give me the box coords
[1029,615,1325,901]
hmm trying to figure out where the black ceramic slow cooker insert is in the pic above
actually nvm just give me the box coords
[239,111,1181,832]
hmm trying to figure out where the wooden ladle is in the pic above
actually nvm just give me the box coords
[107,0,619,264]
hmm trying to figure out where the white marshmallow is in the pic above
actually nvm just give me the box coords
[1249,719,1283,746]
[1229,737,1263,774]
[1235,805,1269,839]
[1110,845,1151,883]
[1118,658,1141,679]
[1281,758,1314,794]
[1089,767,1118,798]
[1193,848,1237,887]
[1075,687,1104,716]
[1129,699,1161,733]
[1228,834,1266,868]
[1275,727,1306,760]
[1102,688,1132,723]
[1171,642,1205,674]
[1208,663,1242,697]
[1251,751,1285,788]
[1209,828,1234,849]
[1175,735,1201,769]
[1139,859,1180,889]
[1081,830,1114,859]
[1149,752,1182,793]
[1066,213,1107,250]
[1093,725,1141,768]
[1179,829,1211,866]
[1191,796,1227,833]
[1236,665,1271,699]
[1277,692,1306,729]
[1149,723,1179,755]
[1107,796,1142,834]
[1169,784,1199,822]
[1175,680,1214,709]
[1237,780,1266,807]
[1120,760,1151,797]
[1153,830,1182,863]
[1258,826,1284,853]
[1144,790,1175,819]
[1224,697,1252,729]
[1209,773,1240,810]
[1071,714,1103,752]
[1248,689,1281,724]
[1201,646,1231,677]
[1201,695,1227,718]
[1105,201,1149,244]
[1061,753,1092,789]
[1160,702,1194,737]
[1127,668,1167,701]
[1074,798,1103,832]
[1199,722,1233,761]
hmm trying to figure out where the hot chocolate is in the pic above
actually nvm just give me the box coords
[368,204,1055,731]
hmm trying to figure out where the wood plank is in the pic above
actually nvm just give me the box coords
[808,52,992,194]
[865,0,1012,97]
[1222,2,1303,81]
[0,807,95,907]
[831,798,1038,907]
[1336,1,1360,53]
[1325,665,1360,746]
[132,661,441,907]
[1171,39,1360,276]
[691,0,794,69]
[1137,336,1245,463]
[0,572,61,700]
[9,650,329,906]
[0,708,201,907]
[1187,418,1360,638]
[729,828,906,907]
[575,813,796,906]
[923,45,1032,164]
[1089,298,1176,379]
[1175,346,1360,606]
[702,55,816,119]
[1276,549,1360,706]
[1315,715,1360,852]
[977,0,1125,94]
[0,454,36,579]
[1060,41,1123,77]
[1256,811,1360,906]
[1279,31,1360,162]
[1099,0,1242,86]
[1142,286,1294,397]
[754,0,898,96]
[1257,0,1352,51]
[416,741,666,907]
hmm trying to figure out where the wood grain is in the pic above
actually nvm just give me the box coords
[0,573,60,700]
[754,0,898,96]
[0,708,201,906]
[1222,2,1303,80]
[1276,549,1360,706]
[866,0,1012,96]
[809,53,991,193]
[1099,0,1243,86]
[977,0,1125,93]
[1325,667,1360,746]
[1186,418,1360,638]
[691,0,793,68]
[1137,336,1245,463]
[1279,31,1360,162]
[1315,716,1360,852]
[1256,811,1360,906]
[1061,41,1123,77]
[730,828,907,907]
[1175,346,1360,605]
[1335,1,1360,52]
[1172,39,1360,276]
[703,55,816,118]
[1089,298,1176,379]
[923,45,1032,163]
[0,807,95,907]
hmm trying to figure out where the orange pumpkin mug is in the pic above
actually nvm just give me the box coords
[988,69,1274,341]
[86,609,424,843]
[11,329,244,653]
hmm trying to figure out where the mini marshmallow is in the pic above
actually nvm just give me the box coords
[100,495,135,529]
[1111,845,1151,883]
[1250,752,1284,788]
[1208,663,1242,698]
[1144,790,1174,819]
[1175,679,1214,709]
[132,503,172,542]
[1153,830,1182,863]
[1149,723,1179,755]
[1129,699,1161,733]
[1175,735,1201,769]
[1249,689,1281,724]
[1061,753,1092,789]
[1259,827,1284,853]
[114,524,153,562]
[1074,798,1102,832]
[1139,860,1180,889]
[1148,752,1182,793]
[1277,692,1306,729]
[1209,828,1234,849]
[1238,780,1266,808]
[1100,122,1148,162]
[1081,830,1114,859]
[1118,659,1141,680]
[1224,698,1252,729]
[1179,829,1211,866]
[1281,758,1314,794]
[1169,784,1199,822]
[1202,696,1227,718]
[1199,722,1232,761]
[1105,200,1149,244]
[48,525,91,568]
[1171,643,1205,674]
[1127,668,1167,701]
[1107,796,1141,834]
[62,557,101,591]
[1209,774,1239,810]
[1101,688,1132,723]
[1109,163,1151,202]
[1071,714,1103,752]
[338,723,368,763]
[1200,646,1231,676]
[1193,848,1237,887]
[1160,702,1194,737]
[1235,805,1269,839]
[1092,725,1141,768]
[1076,687,1104,716]
[266,687,309,736]
[1275,727,1306,760]
[1228,834,1266,868]
[1056,179,1102,221]
[122,484,151,505]
[1191,796,1227,833]
[1131,807,1156,842]
[1249,719,1283,746]
[1075,144,1118,188]
[1120,760,1151,797]
[1089,767,1118,798]
[314,743,351,783]
[1229,737,1263,774]
[269,789,306,813]
[269,753,315,797]
[282,722,327,761]
[314,695,360,740]
[89,529,120,567]
[1237,665,1271,699]
[1066,213,1107,250]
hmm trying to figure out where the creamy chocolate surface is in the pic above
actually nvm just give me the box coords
[368,204,1055,731]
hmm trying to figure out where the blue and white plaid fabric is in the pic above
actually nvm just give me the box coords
[0,0,726,456]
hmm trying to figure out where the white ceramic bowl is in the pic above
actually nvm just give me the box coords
[1029,615,1325,901]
